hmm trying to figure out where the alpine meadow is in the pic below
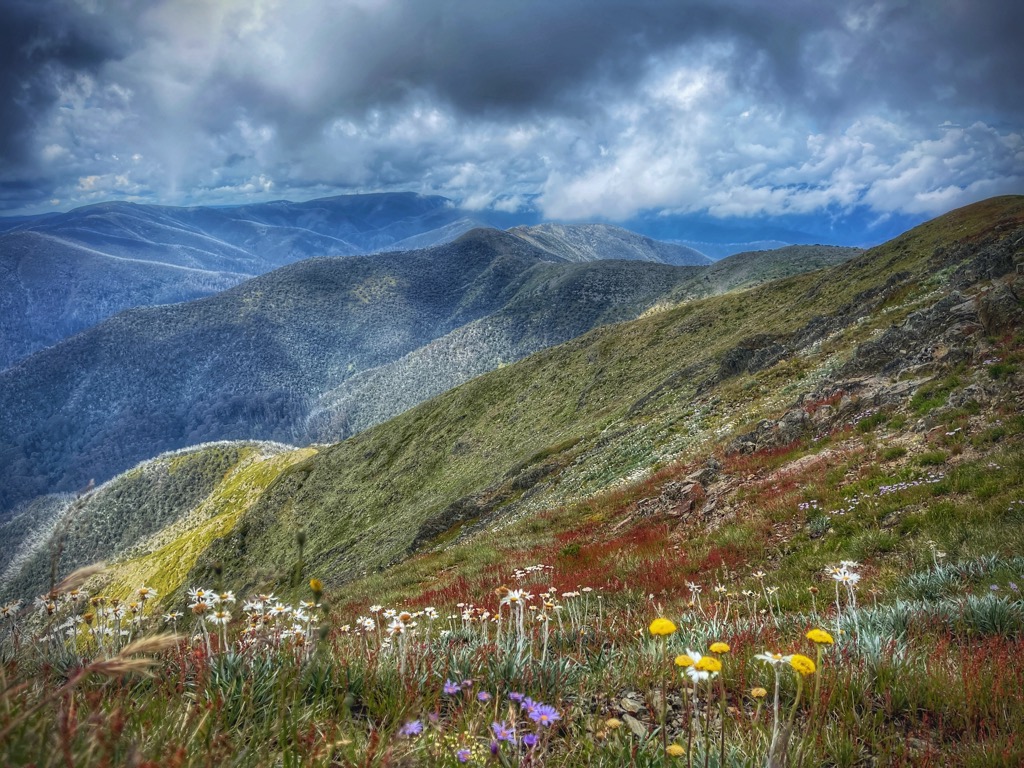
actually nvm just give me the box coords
[2,2,1024,767]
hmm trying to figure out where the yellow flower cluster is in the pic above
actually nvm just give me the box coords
[649,617,677,636]
[695,656,722,673]
[789,653,816,676]
[806,628,834,645]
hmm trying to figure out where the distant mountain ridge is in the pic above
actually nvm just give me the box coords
[0,193,512,369]
[0,196,1019,603]
[508,223,712,265]
[0,228,856,516]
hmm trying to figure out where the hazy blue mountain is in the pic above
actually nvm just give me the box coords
[623,206,928,257]
[0,229,693,513]
[507,223,712,265]
[0,193,513,369]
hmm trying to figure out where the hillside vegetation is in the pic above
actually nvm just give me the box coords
[2,197,1024,768]
[2,197,1024,767]
[181,197,1024,594]
[0,231,852,516]
[0,193,493,369]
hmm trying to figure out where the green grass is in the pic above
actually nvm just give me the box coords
[4,196,1024,766]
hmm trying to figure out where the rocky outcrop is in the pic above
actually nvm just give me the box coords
[841,290,982,377]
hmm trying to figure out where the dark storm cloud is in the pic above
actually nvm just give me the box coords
[0,0,132,172]
[1,0,1021,218]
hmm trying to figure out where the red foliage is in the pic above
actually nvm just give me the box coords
[803,390,845,415]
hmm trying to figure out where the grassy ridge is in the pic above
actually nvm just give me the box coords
[2,197,1024,767]
[192,196,1024,594]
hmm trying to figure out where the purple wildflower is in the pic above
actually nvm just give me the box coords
[522,733,539,748]
[491,721,515,742]
[399,720,423,737]
[477,691,492,702]
[508,691,524,703]
[443,679,461,695]
[457,748,472,763]
[530,703,561,726]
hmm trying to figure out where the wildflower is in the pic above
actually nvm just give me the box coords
[694,656,722,678]
[444,679,461,695]
[399,720,423,737]
[806,628,834,645]
[833,571,861,585]
[309,578,323,596]
[210,609,231,626]
[755,651,790,666]
[522,733,539,748]
[491,722,515,742]
[387,618,406,636]
[136,586,157,601]
[648,617,677,636]
[675,654,694,668]
[666,744,686,757]
[709,641,730,654]
[508,691,524,702]
[477,691,492,702]
[456,748,471,762]
[187,587,210,604]
[530,704,561,726]
[369,604,382,613]
[789,654,816,676]
[605,717,622,729]
[501,589,526,607]
[750,687,767,699]
[752,570,767,580]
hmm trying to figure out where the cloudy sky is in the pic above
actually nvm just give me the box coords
[1,0,1022,233]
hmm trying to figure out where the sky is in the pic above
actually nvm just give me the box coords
[1,0,1022,234]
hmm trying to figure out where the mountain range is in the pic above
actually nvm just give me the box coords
[2,196,1020,603]
[0,221,854,516]
[0,194,723,372]
[0,193,490,369]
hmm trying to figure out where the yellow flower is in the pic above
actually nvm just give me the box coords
[605,717,622,730]
[309,578,324,595]
[666,744,686,757]
[789,654,816,676]
[695,656,722,673]
[649,617,677,636]
[806,628,834,645]
[709,641,731,654]
[750,687,767,699]
[675,654,694,668]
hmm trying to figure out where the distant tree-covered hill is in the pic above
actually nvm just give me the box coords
[0,226,855,516]
[0,193,507,369]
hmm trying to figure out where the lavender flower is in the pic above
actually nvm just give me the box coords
[491,721,515,742]
[530,703,561,726]
[399,720,423,737]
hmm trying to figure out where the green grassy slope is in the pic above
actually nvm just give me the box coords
[0,442,306,602]
[190,197,1024,593]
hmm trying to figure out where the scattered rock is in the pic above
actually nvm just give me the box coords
[619,697,643,714]
[621,713,648,738]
